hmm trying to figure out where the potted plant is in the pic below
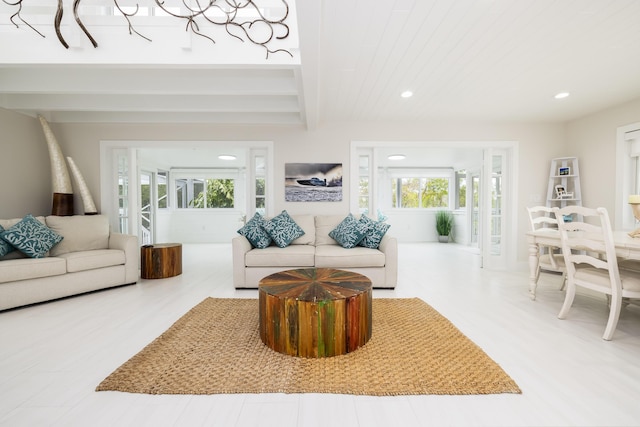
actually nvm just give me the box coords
[435,210,453,243]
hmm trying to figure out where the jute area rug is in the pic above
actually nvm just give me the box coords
[96,298,521,396]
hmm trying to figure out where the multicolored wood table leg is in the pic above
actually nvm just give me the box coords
[258,268,372,358]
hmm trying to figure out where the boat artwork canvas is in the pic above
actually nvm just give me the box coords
[285,163,343,202]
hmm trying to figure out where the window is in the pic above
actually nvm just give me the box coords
[117,153,129,233]
[456,170,466,209]
[359,155,370,212]
[175,177,235,209]
[157,170,168,209]
[255,178,265,211]
[254,154,266,215]
[391,177,450,208]
[619,125,640,229]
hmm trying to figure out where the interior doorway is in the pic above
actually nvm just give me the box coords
[100,140,274,245]
[350,140,518,270]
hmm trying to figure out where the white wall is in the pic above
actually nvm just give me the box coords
[565,97,640,221]
[1,107,571,264]
[0,109,51,218]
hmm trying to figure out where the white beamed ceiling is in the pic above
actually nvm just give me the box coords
[1,0,640,126]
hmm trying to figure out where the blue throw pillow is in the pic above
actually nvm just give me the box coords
[0,225,17,258]
[0,214,64,258]
[329,213,368,248]
[358,215,391,249]
[264,210,305,248]
[237,213,272,249]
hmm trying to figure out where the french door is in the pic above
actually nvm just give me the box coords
[139,170,155,245]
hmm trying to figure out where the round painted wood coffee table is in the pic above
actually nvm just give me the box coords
[258,268,372,358]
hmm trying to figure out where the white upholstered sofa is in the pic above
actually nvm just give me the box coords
[232,214,397,289]
[0,215,138,311]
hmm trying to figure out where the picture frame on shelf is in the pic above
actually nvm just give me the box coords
[555,184,574,199]
[558,166,570,176]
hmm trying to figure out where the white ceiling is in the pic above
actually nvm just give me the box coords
[1,0,640,126]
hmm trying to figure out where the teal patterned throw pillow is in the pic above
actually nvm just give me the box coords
[0,225,17,258]
[329,213,368,248]
[1,214,63,258]
[264,210,305,248]
[237,213,272,249]
[358,215,391,249]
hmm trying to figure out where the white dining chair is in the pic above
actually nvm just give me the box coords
[553,205,640,340]
[527,206,566,288]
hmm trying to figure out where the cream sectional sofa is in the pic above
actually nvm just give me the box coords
[0,215,138,311]
[232,214,397,289]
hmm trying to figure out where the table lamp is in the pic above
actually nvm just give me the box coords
[628,195,640,237]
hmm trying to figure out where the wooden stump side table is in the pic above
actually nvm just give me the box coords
[140,243,182,279]
[258,268,372,358]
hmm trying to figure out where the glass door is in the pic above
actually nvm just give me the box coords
[469,170,480,248]
[481,149,508,269]
[139,170,154,245]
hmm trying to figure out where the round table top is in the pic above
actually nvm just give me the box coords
[258,268,371,301]
[141,243,182,249]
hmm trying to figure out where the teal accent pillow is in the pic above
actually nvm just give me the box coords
[264,210,305,248]
[0,225,17,258]
[237,213,272,249]
[0,214,64,258]
[329,213,368,248]
[358,215,391,249]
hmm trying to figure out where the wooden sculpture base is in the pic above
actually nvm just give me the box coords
[51,193,74,216]
[258,268,372,358]
[140,243,183,279]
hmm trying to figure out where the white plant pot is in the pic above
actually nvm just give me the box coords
[438,235,449,243]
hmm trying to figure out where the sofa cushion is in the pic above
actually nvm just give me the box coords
[314,215,346,245]
[245,245,315,267]
[289,215,315,245]
[358,215,391,249]
[264,210,305,248]
[237,213,272,249]
[0,256,66,283]
[329,213,368,248]
[45,215,110,256]
[61,249,126,273]
[0,225,16,258]
[1,214,63,259]
[315,245,386,268]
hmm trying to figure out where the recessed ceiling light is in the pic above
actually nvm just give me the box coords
[554,92,570,99]
[218,154,236,160]
[388,154,406,160]
[400,91,413,98]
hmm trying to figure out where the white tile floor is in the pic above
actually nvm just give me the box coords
[1,243,640,427]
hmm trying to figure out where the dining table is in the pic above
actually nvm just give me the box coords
[525,228,640,300]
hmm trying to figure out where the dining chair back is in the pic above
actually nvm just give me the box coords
[553,205,640,340]
[527,206,566,286]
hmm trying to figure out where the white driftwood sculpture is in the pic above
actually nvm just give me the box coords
[38,115,74,215]
[67,157,98,215]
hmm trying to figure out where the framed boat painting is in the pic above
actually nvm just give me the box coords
[285,163,343,202]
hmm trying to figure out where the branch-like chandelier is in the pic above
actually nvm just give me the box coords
[3,0,292,58]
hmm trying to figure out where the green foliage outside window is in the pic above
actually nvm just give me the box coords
[190,179,235,208]
[359,178,369,209]
[391,177,449,208]
[421,178,448,208]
